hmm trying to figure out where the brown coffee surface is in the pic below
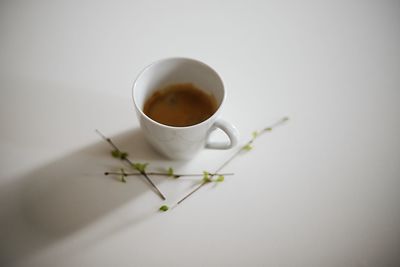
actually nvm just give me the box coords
[143,83,217,127]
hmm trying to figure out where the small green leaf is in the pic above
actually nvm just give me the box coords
[111,150,120,158]
[242,144,253,151]
[132,163,149,173]
[120,152,128,160]
[264,127,272,132]
[203,177,212,183]
[252,131,259,139]
[112,150,129,160]
[216,175,225,182]
[167,167,174,177]
[159,205,169,212]
[167,167,179,178]
[202,171,211,183]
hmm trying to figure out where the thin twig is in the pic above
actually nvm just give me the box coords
[176,180,209,204]
[175,116,289,206]
[96,129,166,200]
[104,171,234,177]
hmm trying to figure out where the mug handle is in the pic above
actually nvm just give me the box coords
[205,119,239,149]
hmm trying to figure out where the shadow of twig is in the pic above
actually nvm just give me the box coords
[0,128,164,265]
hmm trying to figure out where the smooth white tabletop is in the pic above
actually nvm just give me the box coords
[1,1,400,266]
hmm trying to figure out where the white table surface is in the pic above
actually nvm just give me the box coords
[1,1,400,266]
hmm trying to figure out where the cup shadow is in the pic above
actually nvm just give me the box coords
[0,128,166,265]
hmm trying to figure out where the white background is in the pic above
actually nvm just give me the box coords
[1,1,399,266]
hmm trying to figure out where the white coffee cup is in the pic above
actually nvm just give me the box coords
[132,57,239,160]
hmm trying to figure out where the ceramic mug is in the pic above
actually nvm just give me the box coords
[132,57,239,160]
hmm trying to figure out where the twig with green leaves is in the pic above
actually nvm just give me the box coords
[166,116,289,209]
[95,129,166,200]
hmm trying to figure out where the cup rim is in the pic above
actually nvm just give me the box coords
[132,57,226,130]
